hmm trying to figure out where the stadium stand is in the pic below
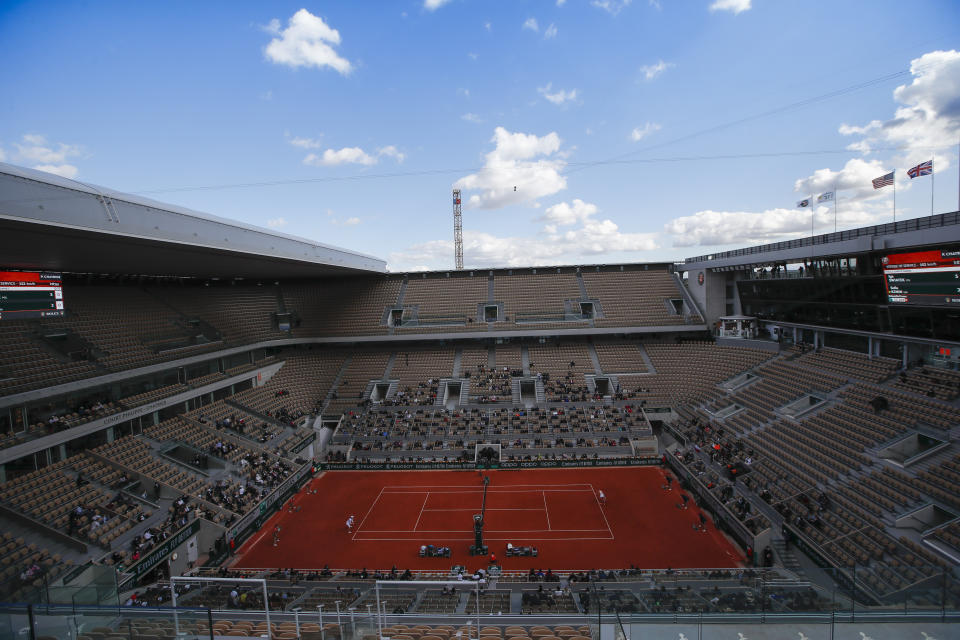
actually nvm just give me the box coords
[399,273,488,330]
[2,173,960,634]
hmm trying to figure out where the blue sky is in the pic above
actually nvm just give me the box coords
[1,0,959,271]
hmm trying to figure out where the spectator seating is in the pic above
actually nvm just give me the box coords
[400,273,488,329]
[146,284,285,347]
[284,277,401,337]
[594,342,648,373]
[494,270,581,327]
[326,352,391,412]
[231,352,346,426]
[796,347,899,384]
[582,268,695,327]
[391,348,455,405]
[892,366,960,401]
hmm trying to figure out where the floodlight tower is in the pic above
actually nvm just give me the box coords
[453,189,463,270]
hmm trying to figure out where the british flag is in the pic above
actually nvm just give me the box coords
[907,159,933,179]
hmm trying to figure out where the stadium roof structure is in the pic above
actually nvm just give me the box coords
[683,210,960,270]
[0,163,386,278]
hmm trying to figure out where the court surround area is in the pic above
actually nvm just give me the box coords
[232,467,742,571]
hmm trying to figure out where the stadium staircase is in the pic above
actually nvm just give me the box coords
[452,348,463,377]
[361,380,398,404]
[383,352,398,379]
[636,343,656,372]
[671,271,704,323]
[274,286,287,314]
[771,539,802,572]
[900,444,956,474]
[320,356,353,415]
[575,270,589,299]
[587,343,602,375]
[511,377,522,404]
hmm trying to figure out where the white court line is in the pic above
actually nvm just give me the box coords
[412,492,430,532]
[422,507,545,512]
[352,486,385,541]
[543,491,551,531]
[590,483,615,541]
[355,528,610,533]
[378,483,594,489]
[381,488,595,494]
[352,535,615,541]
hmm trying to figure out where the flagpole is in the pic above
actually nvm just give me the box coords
[931,160,935,216]
[893,175,896,223]
[834,185,838,233]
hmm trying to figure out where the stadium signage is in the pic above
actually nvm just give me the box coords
[319,458,660,471]
[126,519,200,578]
[290,431,317,454]
[230,462,313,545]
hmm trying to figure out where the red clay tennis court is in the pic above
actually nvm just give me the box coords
[232,467,742,572]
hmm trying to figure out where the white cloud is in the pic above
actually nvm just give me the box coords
[462,113,483,124]
[840,50,960,175]
[630,122,661,141]
[539,199,599,228]
[328,214,361,226]
[263,9,352,75]
[663,50,960,250]
[592,0,633,15]
[304,147,376,166]
[454,127,566,209]
[468,52,478,60]
[300,143,403,167]
[288,135,324,149]
[390,214,658,270]
[260,90,273,101]
[557,0,567,5]
[538,83,578,105]
[377,145,405,162]
[266,217,287,228]
[544,23,558,39]
[639,59,673,81]
[665,203,884,248]
[0,147,6,162]
[457,87,470,97]
[11,134,82,178]
[793,158,896,204]
[838,120,881,137]
[709,0,751,14]
[484,21,492,31]
[33,164,78,178]
[424,0,453,10]
[523,18,539,32]
[665,158,903,249]
[15,134,81,164]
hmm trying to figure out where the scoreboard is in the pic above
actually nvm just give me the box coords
[0,271,65,320]
[883,249,960,306]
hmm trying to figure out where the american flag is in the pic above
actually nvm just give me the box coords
[872,171,894,189]
[907,160,933,179]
